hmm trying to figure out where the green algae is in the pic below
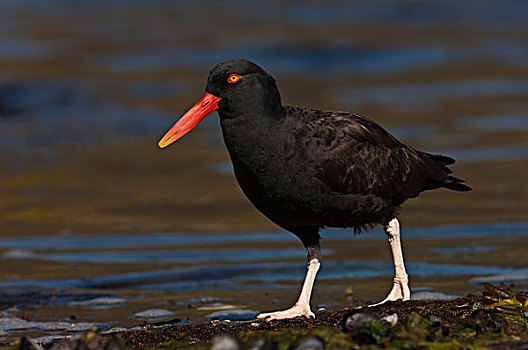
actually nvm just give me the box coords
[351,320,390,345]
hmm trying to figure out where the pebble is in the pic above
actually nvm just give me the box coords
[32,335,68,345]
[426,314,443,326]
[0,314,99,333]
[198,304,241,311]
[69,297,127,309]
[471,271,528,285]
[133,309,175,319]
[152,317,182,327]
[211,334,245,350]
[183,296,224,306]
[248,338,276,350]
[341,311,380,332]
[3,249,39,259]
[381,313,398,327]
[411,291,458,301]
[101,327,128,335]
[47,322,98,332]
[206,308,259,321]
[295,335,325,350]
[483,282,513,299]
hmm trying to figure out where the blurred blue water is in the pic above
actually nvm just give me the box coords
[437,145,528,162]
[456,115,528,131]
[2,0,527,27]
[0,81,173,149]
[335,79,528,111]
[2,259,527,293]
[0,0,527,156]
[0,222,526,293]
[0,38,53,60]
[94,44,452,75]
[0,222,525,251]
[1,78,527,161]
[10,248,307,264]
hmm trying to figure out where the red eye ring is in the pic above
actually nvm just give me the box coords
[227,74,241,84]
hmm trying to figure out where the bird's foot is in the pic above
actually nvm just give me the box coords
[257,303,314,321]
[369,276,410,307]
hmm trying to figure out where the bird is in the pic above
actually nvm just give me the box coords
[158,59,471,321]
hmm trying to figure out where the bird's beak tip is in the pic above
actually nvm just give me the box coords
[157,92,221,150]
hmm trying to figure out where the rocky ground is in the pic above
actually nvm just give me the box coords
[4,283,528,350]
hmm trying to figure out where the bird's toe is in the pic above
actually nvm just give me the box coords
[368,278,411,307]
[257,307,314,321]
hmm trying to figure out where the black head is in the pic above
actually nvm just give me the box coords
[158,59,283,148]
[205,59,283,118]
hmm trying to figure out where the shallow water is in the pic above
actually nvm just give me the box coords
[0,222,525,250]
[0,0,527,343]
[0,222,527,289]
[1,222,528,339]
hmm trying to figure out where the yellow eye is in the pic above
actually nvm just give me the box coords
[227,74,241,84]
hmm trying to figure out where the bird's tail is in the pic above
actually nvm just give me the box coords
[443,176,472,192]
[420,151,472,192]
[427,153,456,166]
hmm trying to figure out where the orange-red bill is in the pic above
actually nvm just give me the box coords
[158,92,222,148]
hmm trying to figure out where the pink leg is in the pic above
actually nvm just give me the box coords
[370,218,410,306]
[258,245,321,321]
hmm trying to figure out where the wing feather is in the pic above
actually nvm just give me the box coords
[287,107,435,201]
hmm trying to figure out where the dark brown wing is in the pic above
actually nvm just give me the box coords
[287,107,468,202]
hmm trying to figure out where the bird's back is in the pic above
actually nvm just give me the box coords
[283,106,471,226]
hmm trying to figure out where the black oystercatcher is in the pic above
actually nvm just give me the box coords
[158,59,471,321]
